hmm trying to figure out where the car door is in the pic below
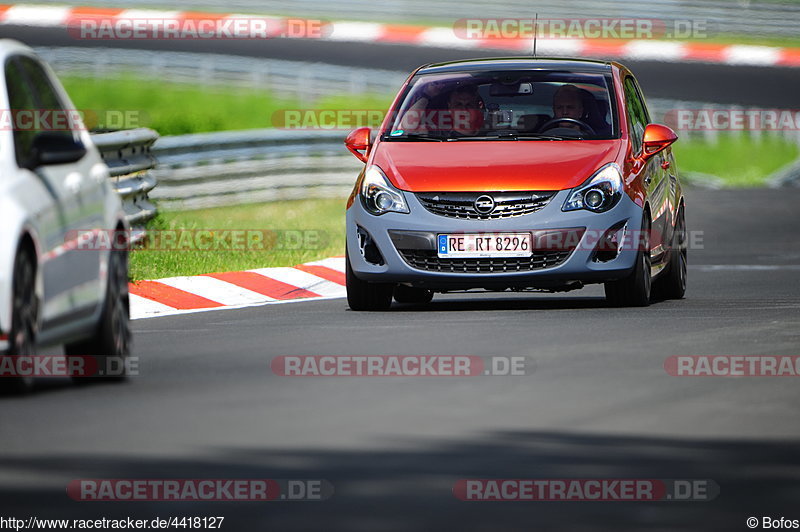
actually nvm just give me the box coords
[9,55,104,327]
[4,56,64,329]
[631,76,674,257]
[623,75,669,262]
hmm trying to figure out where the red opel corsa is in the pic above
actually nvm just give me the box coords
[344,58,686,310]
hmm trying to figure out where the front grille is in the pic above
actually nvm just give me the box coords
[398,249,571,273]
[416,191,555,220]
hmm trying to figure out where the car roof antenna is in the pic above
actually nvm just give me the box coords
[532,13,538,58]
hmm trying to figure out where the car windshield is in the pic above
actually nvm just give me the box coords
[384,70,618,141]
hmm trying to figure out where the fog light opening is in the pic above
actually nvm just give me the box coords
[593,222,627,263]
[357,226,385,266]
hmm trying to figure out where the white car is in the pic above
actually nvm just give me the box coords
[0,40,131,393]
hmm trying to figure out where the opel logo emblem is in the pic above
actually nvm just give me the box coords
[474,195,495,214]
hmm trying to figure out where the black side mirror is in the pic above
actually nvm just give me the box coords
[29,132,87,168]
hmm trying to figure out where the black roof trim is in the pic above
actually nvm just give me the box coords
[417,57,614,75]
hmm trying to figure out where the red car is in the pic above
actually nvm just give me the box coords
[344,58,686,310]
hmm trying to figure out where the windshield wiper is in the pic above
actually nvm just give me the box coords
[445,135,515,141]
[512,133,580,140]
[446,132,581,141]
[386,133,579,142]
[383,133,444,141]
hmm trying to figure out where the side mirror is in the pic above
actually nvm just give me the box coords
[29,132,87,168]
[640,123,678,161]
[345,127,371,163]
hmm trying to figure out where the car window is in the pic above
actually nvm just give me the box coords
[623,76,649,155]
[19,57,67,111]
[386,70,618,141]
[5,56,80,168]
[20,56,80,139]
[4,58,39,168]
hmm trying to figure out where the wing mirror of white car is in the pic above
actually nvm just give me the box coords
[28,132,87,169]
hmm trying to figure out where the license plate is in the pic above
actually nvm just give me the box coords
[437,233,532,258]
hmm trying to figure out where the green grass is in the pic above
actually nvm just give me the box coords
[674,33,800,49]
[673,134,799,187]
[61,75,394,135]
[129,198,346,280]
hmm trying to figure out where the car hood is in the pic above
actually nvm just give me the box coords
[373,140,623,192]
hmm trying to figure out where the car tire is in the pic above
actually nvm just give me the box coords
[65,246,131,383]
[651,206,687,301]
[394,285,434,305]
[0,248,38,395]
[346,249,394,311]
[604,212,652,307]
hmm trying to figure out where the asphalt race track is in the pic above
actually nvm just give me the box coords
[1,186,799,530]
[3,24,800,108]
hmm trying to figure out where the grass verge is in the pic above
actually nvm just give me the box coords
[61,75,393,135]
[673,134,799,187]
[129,198,346,281]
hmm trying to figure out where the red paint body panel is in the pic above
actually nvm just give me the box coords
[373,140,624,192]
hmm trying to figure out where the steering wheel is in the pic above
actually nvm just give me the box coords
[539,117,596,136]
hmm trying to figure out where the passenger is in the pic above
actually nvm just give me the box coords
[398,79,447,132]
[398,83,485,137]
[443,85,485,137]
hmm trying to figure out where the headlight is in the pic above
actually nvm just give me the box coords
[562,163,623,213]
[360,165,410,215]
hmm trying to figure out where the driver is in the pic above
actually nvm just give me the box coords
[551,84,585,130]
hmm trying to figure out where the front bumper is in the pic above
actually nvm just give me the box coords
[346,189,644,291]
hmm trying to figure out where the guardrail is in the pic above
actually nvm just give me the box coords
[90,128,160,229]
[150,129,361,210]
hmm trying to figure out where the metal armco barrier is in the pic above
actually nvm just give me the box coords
[90,128,160,227]
[150,129,361,210]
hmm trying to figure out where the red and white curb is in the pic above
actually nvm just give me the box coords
[2,4,799,68]
[128,257,345,320]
